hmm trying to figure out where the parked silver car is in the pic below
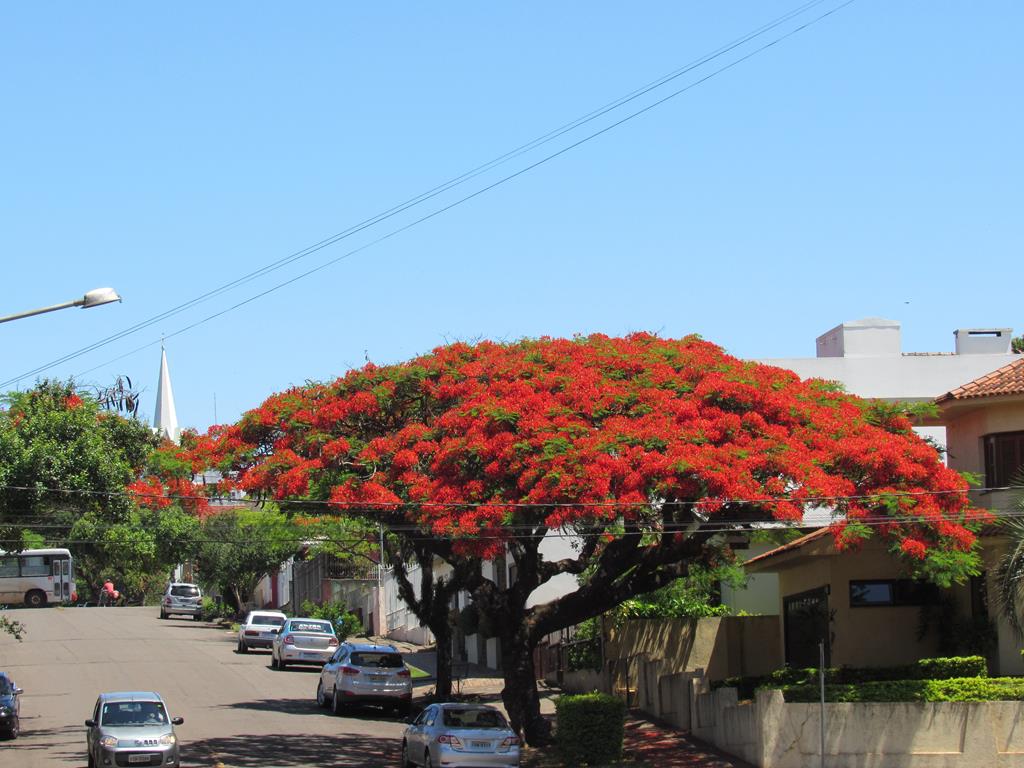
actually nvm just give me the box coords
[85,691,183,768]
[270,617,338,669]
[159,583,202,621]
[402,703,519,767]
[236,610,286,652]
[316,642,412,716]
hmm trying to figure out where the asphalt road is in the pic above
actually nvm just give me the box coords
[0,606,408,767]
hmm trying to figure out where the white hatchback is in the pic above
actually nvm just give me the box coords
[236,610,287,653]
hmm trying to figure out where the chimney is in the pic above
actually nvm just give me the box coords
[954,328,1013,355]
[816,318,901,358]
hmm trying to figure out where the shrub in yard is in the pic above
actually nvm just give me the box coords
[555,692,626,766]
[913,656,986,679]
[780,677,1024,703]
[298,600,364,639]
[716,656,990,699]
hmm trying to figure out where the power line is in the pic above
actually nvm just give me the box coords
[0,0,855,388]
[0,480,1015,512]
[10,507,1024,548]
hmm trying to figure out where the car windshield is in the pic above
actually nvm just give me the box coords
[170,586,200,597]
[288,620,333,634]
[102,701,168,727]
[442,708,508,729]
[249,615,285,627]
[350,652,402,668]
[0,677,13,695]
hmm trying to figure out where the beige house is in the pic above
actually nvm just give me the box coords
[746,357,1024,676]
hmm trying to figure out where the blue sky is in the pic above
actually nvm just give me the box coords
[1,2,1020,432]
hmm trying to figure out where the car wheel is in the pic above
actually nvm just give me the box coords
[24,590,46,608]
[271,654,279,670]
[278,658,288,670]
[193,614,201,622]
[401,740,413,768]
[237,640,247,654]
[88,749,96,768]
[332,687,344,716]
[159,609,167,619]
[9,717,18,739]
[396,702,411,718]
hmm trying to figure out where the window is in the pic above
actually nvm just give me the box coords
[20,555,49,576]
[849,579,938,608]
[350,652,402,668]
[170,585,200,597]
[0,558,18,578]
[984,431,1024,488]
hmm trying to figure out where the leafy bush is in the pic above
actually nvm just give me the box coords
[566,618,602,672]
[298,600,364,640]
[780,677,1024,703]
[200,596,232,621]
[555,692,626,766]
[914,656,986,679]
[714,656,990,700]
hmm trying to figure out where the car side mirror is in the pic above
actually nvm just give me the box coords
[13,687,23,695]
[271,628,280,634]
[171,717,184,726]
[85,719,96,728]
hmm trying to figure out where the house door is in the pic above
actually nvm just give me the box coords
[784,587,830,668]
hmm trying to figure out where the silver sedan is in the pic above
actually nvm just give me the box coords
[402,703,520,767]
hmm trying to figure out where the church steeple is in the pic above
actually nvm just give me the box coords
[154,345,180,443]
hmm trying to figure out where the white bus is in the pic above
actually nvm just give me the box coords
[0,548,76,607]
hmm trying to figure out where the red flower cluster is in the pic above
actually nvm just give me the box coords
[186,334,979,561]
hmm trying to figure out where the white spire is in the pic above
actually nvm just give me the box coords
[154,345,180,444]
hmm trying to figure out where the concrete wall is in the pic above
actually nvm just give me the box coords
[757,353,1016,402]
[693,686,1024,768]
[606,616,781,682]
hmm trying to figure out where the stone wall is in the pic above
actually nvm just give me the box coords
[692,686,1024,768]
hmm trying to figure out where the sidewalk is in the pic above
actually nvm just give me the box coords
[377,641,750,767]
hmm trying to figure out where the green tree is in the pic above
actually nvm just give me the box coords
[0,380,156,540]
[0,380,197,603]
[195,508,298,610]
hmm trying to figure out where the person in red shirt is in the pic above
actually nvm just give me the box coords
[100,579,118,607]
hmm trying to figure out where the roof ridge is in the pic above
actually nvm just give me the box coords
[938,357,1024,402]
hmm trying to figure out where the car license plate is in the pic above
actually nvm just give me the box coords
[371,674,386,681]
[301,652,318,658]
[472,740,490,749]
[128,755,151,764]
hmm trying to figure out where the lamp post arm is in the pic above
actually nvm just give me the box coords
[0,299,83,325]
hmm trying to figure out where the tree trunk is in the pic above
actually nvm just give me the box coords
[431,616,454,700]
[500,623,550,746]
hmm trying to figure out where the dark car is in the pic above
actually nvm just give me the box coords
[0,672,23,739]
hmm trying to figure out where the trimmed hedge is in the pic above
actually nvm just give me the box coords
[555,692,626,766]
[780,677,1024,703]
[714,656,988,700]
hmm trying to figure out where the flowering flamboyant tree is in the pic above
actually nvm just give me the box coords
[185,334,982,743]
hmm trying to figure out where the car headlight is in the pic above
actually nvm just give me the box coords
[99,735,119,748]
[159,733,176,746]
[0,706,10,716]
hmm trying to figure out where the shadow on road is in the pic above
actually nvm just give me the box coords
[184,733,400,767]
[218,697,406,724]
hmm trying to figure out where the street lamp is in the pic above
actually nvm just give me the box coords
[0,287,122,325]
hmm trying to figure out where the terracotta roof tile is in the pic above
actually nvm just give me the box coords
[743,527,833,567]
[937,357,1024,402]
